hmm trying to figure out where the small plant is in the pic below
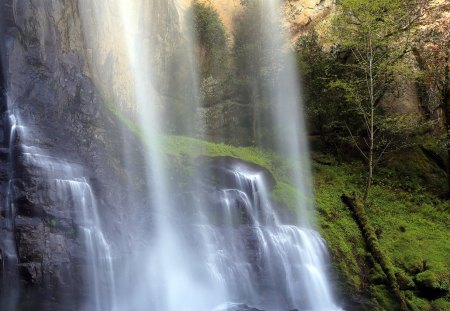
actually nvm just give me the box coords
[49,218,57,227]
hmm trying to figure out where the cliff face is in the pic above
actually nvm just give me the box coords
[0,0,151,308]
[284,0,335,41]
[79,0,180,113]
[178,0,334,39]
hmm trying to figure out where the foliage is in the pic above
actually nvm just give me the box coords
[331,0,426,201]
[342,194,410,310]
[314,152,450,310]
[296,31,348,151]
[191,1,230,81]
[107,89,450,309]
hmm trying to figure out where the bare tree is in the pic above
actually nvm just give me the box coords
[333,0,428,202]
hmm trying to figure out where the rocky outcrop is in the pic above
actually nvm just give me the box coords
[284,0,335,42]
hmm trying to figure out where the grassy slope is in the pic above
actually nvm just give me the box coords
[313,151,450,311]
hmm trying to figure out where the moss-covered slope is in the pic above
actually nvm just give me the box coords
[107,102,449,310]
[314,151,449,311]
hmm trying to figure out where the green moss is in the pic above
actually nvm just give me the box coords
[313,153,449,310]
[104,100,143,140]
[431,298,450,310]
[395,270,415,290]
[103,101,306,210]
[415,270,449,294]
[370,284,398,310]
[382,147,446,193]
[408,296,432,311]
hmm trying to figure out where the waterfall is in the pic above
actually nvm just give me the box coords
[21,150,116,311]
[0,105,20,311]
[256,0,340,309]
[0,0,342,310]
[54,179,117,311]
[1,100,116,311]
[80,0,342,310]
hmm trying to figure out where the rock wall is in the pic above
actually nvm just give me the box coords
[79,0,181,114]
[284,0,335,41]
[0,0,149,308]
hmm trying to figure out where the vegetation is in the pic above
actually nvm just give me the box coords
[109,91,449,309]
[232,0,269,144]
[314,152,449,310]
[330,0,428,202]
[296,30,347,150]
[295,3,449,306]
[164,134,450,310]
[191,1,229,80]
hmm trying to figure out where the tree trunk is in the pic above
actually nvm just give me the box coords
[342,195,411,311]
[363,42,375,203]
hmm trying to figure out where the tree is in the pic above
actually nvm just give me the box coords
[191,1,229,79]
[190,1,231,107]
[332,0,426,202]
[296,30,348,152]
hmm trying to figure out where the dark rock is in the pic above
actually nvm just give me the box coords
[214,303,264,311]
[18,262,42,284]
[197,100,253,146]
[198,156,276,190]
[15,216,46,262]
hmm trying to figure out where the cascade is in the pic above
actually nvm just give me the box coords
[0,106,20,311]
[0,0,343,310]
[81,0,342,310]
[1,100,115,310]
[256,0,340,309]
[22,147,116,311]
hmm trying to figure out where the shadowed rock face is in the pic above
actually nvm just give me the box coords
[0,0,149,309]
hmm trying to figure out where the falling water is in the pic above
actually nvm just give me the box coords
[0,109,20,311]
[256,0,340,309]
[79,0,341,310]
[2,100,116,310]
[54,179,117,311]
[163,159,340,311]
[1,0,342,310]
[21,151,116,311]
[109,1,230,310]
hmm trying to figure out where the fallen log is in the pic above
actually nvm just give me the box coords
[341,194,410,311]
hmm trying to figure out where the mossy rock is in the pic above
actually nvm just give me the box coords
[369,284,398,310]
[415,270,449,299]
[395,270,415,290]
[407,295,433,311]
[385,147,446,193]
[431,297,450,310]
